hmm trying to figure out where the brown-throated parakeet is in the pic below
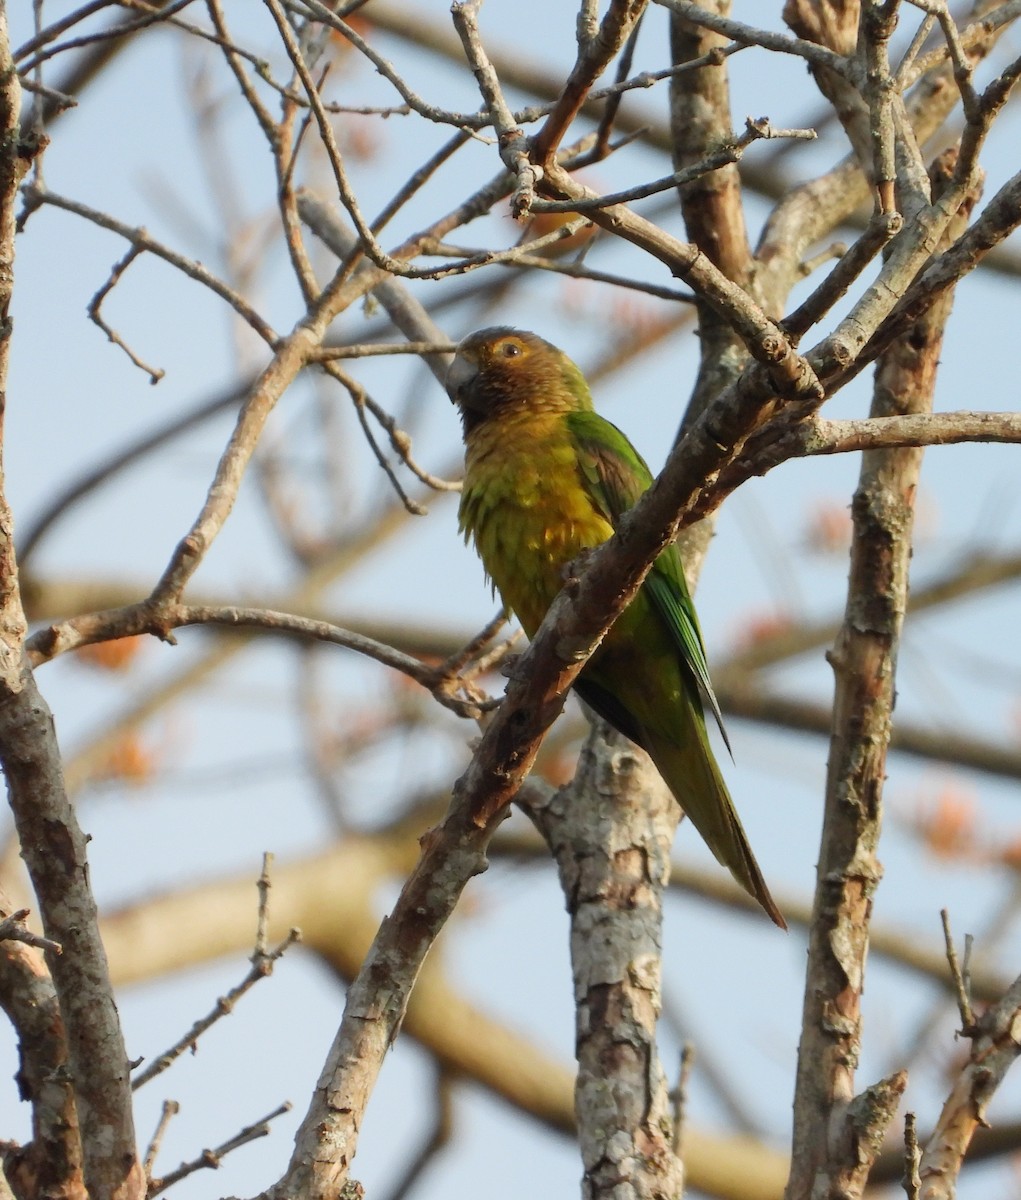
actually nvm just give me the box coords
[447,326,784,929]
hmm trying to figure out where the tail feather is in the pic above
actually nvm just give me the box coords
[645,727,786,930]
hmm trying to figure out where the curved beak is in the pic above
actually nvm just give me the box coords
[445,350,478,407]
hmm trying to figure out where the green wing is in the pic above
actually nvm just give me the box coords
[566,409,731,752]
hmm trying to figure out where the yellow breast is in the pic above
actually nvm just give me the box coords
[459,411,613,636]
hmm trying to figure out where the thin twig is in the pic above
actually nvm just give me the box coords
[904,0,981,119]
[17,74,76,110]
[328,365,427,514]
[29,602,502,720]
[529,0,647,168]
[284,0,750,133]
[436,612,510,680]
[897,0,1021,90]
[309,340,457,361]
[142,1100,180,1182]
[131,924,302,1091]
[254,851,273,958]
[940,908,975,1032]
[206,0,278,146]
[894,12,937,89]
[656,0,855,77]
[417,240,695,303]
[359,388,461,493]
[87,245,165,383]
[21,185,277,342]
[591,6,644,158]
[903,1111,921,1199]
[452,0,543,218]
[781,212,902,340]
[0,907,62,955]
[131,860,300,1090]
[147,1102,293,1197]
[530,117,816,213]
[369,131,472,235]
[266,0,436,281]
[15,0,121,61]
[670,1044,695,1156]
[797,242,847,279]
[16,0,193,75]
[860,0,899,214]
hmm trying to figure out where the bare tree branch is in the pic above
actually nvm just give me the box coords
[916,969,1021,1196]
[0,15,143,1198]
[523,729,685,1198]
[0,889,84,1200]
[786,148,979,1200]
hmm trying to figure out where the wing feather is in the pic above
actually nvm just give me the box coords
[566,410,731,752]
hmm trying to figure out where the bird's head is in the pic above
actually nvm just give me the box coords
[446,326,592,434]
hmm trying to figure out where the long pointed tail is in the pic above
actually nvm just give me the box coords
[645,726,786,930]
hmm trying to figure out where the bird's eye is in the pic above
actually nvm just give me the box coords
[500,341,522,358]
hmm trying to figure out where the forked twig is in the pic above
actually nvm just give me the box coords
[131,857,301,1090]
[146,1102,293,1197]
[88,245,165,383]
[940,908,976,1033]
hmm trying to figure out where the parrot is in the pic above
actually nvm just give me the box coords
[447,326,785,929]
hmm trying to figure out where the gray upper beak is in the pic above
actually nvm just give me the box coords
[445,352,478,406]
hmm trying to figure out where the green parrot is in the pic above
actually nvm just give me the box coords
[447,326,785,929]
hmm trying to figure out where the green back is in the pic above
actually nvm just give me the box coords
[565,410,730,749]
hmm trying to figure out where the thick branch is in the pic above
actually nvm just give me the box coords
[524,730,684,1200]
[0,892,84,1200]
[0,15,142,1200]
[786,155,974,1200]
[0,672,144,1200]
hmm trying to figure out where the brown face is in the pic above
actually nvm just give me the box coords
[446,327,553,431]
